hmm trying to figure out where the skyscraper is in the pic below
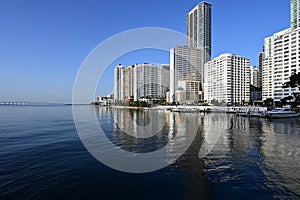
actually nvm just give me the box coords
[258,51,264,69]
[291,0,300,29]
[169,1,212,103]
[114,65,123,102]
[186,1,212,85]
[133,63,169,101]
[186,1,212,53]
[250,66,262,89]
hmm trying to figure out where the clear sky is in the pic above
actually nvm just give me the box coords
[0,0,290,103]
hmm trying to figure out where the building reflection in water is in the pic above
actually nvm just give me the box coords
[261,118,300,197]
[95,107,215,199]
[95,107,300,199]
[203,114,300,199]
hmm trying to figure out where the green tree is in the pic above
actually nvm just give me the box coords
[129,101,149,107]
[264,98,274,107]
[211,99,219,106]
[283,71,300,89]
[283,71,300,107]
[157,98,166,105]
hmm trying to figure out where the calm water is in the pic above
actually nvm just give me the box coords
[0,106,300,199]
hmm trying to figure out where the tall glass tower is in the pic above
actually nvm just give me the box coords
[186,1,212,88]
[291,0,300,29]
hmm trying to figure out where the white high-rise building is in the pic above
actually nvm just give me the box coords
[133,63,169,101]
[261,1,300,101]
[114,64,170,102]
[158,64,170,98]
[262,27,300,101]
[262,57,274,100]
[204,54,250,105]
[122,65,134,100]
[114,65,123,102]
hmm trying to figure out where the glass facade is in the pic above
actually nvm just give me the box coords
[186,2,212,87]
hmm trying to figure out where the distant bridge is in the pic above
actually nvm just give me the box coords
[0,102,66,106]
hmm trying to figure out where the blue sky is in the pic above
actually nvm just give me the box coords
[0,0,290,103]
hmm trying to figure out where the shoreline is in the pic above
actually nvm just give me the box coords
[110,105,268,113]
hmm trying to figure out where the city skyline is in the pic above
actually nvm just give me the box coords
[0,0,291,103]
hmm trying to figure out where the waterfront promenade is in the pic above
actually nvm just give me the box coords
[112,105,268,113]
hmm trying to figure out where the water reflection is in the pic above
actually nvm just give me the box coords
[261,118,300,198]
[95,107,300,199]
[95,107,225,199]
[175,114,215,200]
[204,114,300,199]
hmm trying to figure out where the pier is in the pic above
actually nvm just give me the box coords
[0,102,66,106]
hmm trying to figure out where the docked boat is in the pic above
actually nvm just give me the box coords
[171,108,198,113]
[236,112,250,117]
[236,110,267,118]
[250,111,267,118]
[266,107,300,118]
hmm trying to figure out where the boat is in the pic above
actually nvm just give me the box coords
[171,108,198,113]
[236,109,250,117]
[236,112,250,117]
[236,110,267,118]
[250,111,267,118]
[266,107,300,118]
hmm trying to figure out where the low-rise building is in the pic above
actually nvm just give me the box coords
[96,95,113,106]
